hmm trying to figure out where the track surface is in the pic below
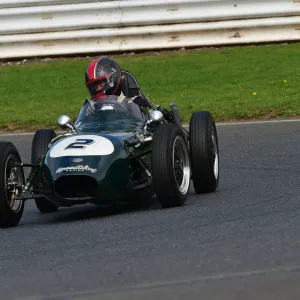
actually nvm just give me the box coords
[1,120,300,300]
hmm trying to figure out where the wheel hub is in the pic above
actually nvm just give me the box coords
[5,155,23,212]
[173,136,190,194]
[211,132,219,179]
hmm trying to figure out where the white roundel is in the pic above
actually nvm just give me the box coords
[50,135,114,158]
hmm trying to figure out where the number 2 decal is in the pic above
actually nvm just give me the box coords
[50,135,115,157]
[64,138,95,150]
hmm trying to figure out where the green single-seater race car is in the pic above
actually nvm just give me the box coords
[0,78,220,228]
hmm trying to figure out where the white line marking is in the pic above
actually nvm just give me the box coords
[0,131,64,137]
[16,264,300,300]
[131,264,300,289]
[0,118,300,136]
[215,118,300,126]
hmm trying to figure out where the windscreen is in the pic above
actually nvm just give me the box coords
[75,95,145,132]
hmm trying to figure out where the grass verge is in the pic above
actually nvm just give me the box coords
[1,43,300,131]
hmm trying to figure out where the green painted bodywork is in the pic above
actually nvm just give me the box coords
[39,131,151,206]
[35,97,154,206]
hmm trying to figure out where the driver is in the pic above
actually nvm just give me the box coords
[83,57,151,117]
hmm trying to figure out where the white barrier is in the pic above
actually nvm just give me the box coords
[2,0,300,35]
[0,0,114,9]
[1,0,300,59]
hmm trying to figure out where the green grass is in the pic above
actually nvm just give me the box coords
[1,43,300,131]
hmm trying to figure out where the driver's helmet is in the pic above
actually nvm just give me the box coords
[85,57,122,100]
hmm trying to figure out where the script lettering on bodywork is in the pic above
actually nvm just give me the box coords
[56,165,97,174]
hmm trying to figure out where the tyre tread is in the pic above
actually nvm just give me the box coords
[152,123,190,208]
[0,142,24,228]
[189,111,219,194]
[31,129,58,213]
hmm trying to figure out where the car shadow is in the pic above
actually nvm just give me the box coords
[38,192,161,225]
[20,186,200,227]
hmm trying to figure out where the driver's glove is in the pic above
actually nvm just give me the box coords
[156,105,174,123]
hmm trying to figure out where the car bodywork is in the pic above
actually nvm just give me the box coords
[23,95,181,207]
[39,130,153,207]
[0,77,219,228]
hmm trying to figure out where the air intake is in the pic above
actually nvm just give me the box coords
[55,175,98,199]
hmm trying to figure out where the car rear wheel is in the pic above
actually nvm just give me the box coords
[189,111,219,194]
[0,142,25,228]
[152,123,191,208]
[31,129,59,213]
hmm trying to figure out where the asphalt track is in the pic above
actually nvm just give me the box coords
[1,120,300,300]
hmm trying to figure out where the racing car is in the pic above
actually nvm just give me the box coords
[0,74,219,228]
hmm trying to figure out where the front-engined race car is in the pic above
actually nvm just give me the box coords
[0,92,220,228]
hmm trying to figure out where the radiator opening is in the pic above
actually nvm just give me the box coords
[55,175,98,199]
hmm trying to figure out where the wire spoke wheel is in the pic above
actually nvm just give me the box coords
[5,154,23,213]
[173,136,190,195]
[212,130,219,179]
[0,142,25,228]
[152,123,191,208]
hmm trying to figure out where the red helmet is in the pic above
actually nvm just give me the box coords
[85,57,122,100]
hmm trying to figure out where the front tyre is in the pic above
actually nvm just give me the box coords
[31,129,59,213]
[189,111,219,194]
[152,124,191,208]
[0,142,25,228]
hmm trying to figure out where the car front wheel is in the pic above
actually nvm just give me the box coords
[152,123,191,208]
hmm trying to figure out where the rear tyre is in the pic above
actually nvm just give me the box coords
[0,142,25,228]
[31,129,59,213]
[152,123,191,208]
[189,111,219,194]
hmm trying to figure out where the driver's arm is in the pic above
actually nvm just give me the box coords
[131,95,152,108]
[85,99,96,116]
